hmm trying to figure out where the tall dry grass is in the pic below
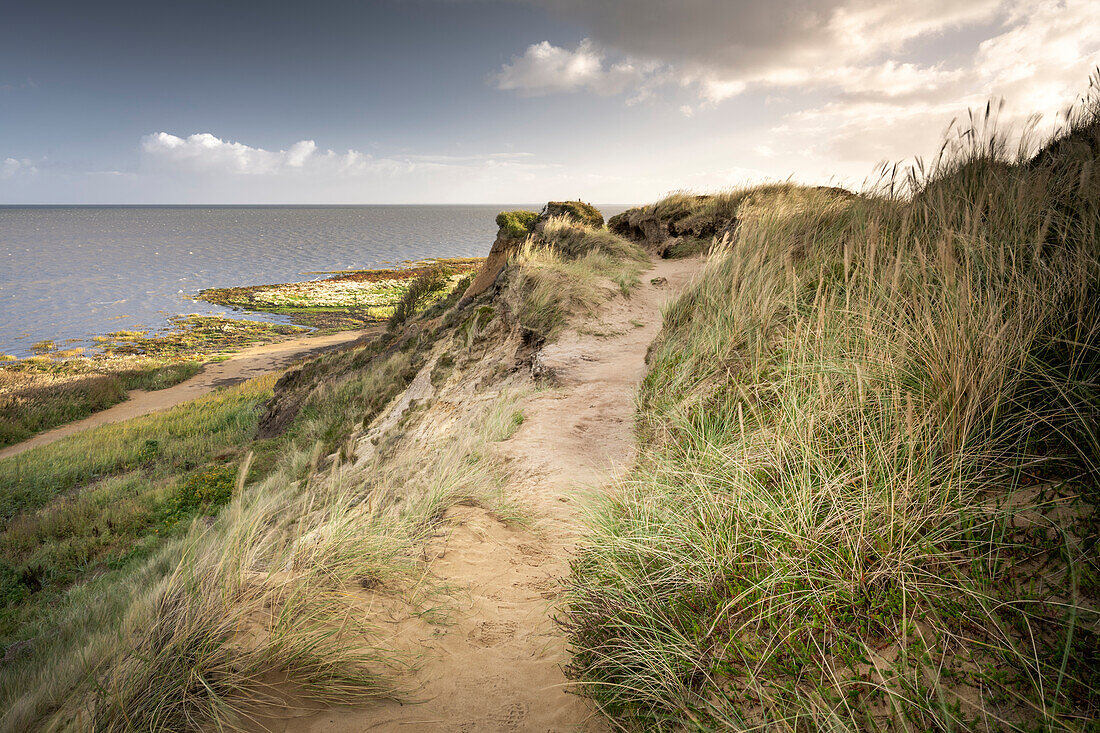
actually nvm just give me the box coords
[562,86,1100,729]
[503,217,647,339]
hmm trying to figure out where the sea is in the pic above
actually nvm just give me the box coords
[0,205,628,358]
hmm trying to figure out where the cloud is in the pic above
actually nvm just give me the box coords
[497,0,1099,183]
[524,0,1003,93]
[504,1,1097,115]
[1,158,37,178]
[140,132,543,178]
[142,133,341,175]
[493,39,660,98]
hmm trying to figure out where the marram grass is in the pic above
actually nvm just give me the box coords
[562,92,1100,730]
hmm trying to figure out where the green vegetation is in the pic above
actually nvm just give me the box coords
[0,243,529,729]
[97,314,305,357]
[387,263,453,331]
[0,314,309,449]
[199,258,483,329]
[562,98,1100,728]
[609,184,807,258]
[495,210,540,239]
[0,377,273,523]
[0,358,202,448]
[0,376,275,712]
[0,261,484,452]
[543,200,605,229]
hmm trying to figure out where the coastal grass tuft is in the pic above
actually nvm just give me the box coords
[387,264,453,332]
[503,217,647,339]
[562,92,1100,729]
[0,344,526,730]
[0,376,274,525]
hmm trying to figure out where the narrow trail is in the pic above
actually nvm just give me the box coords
[0,328,378,461]
[271,257,701,732]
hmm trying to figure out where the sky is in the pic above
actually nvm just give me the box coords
[1,0,1098,204]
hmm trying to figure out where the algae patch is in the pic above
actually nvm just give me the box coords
[198,257,484,330]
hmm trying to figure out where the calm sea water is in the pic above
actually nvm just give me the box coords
[0,205,628,357]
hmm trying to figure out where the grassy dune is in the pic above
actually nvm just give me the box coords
[562,102,1100,727]
[0,208,642,731]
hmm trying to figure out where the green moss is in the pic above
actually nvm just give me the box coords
[495,210,539,239]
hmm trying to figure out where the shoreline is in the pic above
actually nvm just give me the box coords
[0,257,483,453]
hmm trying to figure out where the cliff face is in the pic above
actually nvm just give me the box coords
[260,200,629,438]
[609,187,856,257]
[608,193,742,258]
[461,200,608,302]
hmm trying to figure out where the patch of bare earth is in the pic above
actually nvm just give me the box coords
[254,257,701,732]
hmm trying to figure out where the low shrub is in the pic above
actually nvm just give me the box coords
[159,466,236,526]
[495,210,539,239]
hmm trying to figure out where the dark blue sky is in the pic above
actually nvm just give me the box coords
[1,0,1096,202]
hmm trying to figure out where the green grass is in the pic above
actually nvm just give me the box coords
[0,360,201,448]
[0,376,274,525]
[496,210,539,238]
[562,91,1100,729]
[387,263,453,332]
[0,377,275,661]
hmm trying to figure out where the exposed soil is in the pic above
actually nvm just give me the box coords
[256,256,701,732]
[0,328,379,461]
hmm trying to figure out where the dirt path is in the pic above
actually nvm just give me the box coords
[271,257,701,732]
[0,328,378,461]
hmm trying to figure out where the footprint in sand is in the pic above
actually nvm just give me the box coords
[520,577,560,600]
[455,701,530,732]
[467,620,517,647]
[486,701,530,729]
[511,543,547,567]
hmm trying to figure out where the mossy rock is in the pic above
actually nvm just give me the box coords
[495,210,539,239]
[542,201,604,229]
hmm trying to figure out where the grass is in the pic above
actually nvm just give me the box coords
[496,210,539,239]
[387,263,453,332]
[0,254,531,729]
[97,315,306,358]
[0,377,276,657]
[561,89,1100,729]
[0,376,274,525]
[0,312,313,449]
[610,184,808,258]
[0,371,524,731]
[0,358,201,448]
[503,216,648,339]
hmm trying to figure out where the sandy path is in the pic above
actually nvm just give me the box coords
[268,257,701,732]
[0,328,378,461]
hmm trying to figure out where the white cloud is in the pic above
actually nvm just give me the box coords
[142,133,337,175]
[506,0,1097,114]
[499,0,1099,185]
[0,158,37,178]
[525,0,1003,91]
[493,39,660,97]
[140,132,543,178]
